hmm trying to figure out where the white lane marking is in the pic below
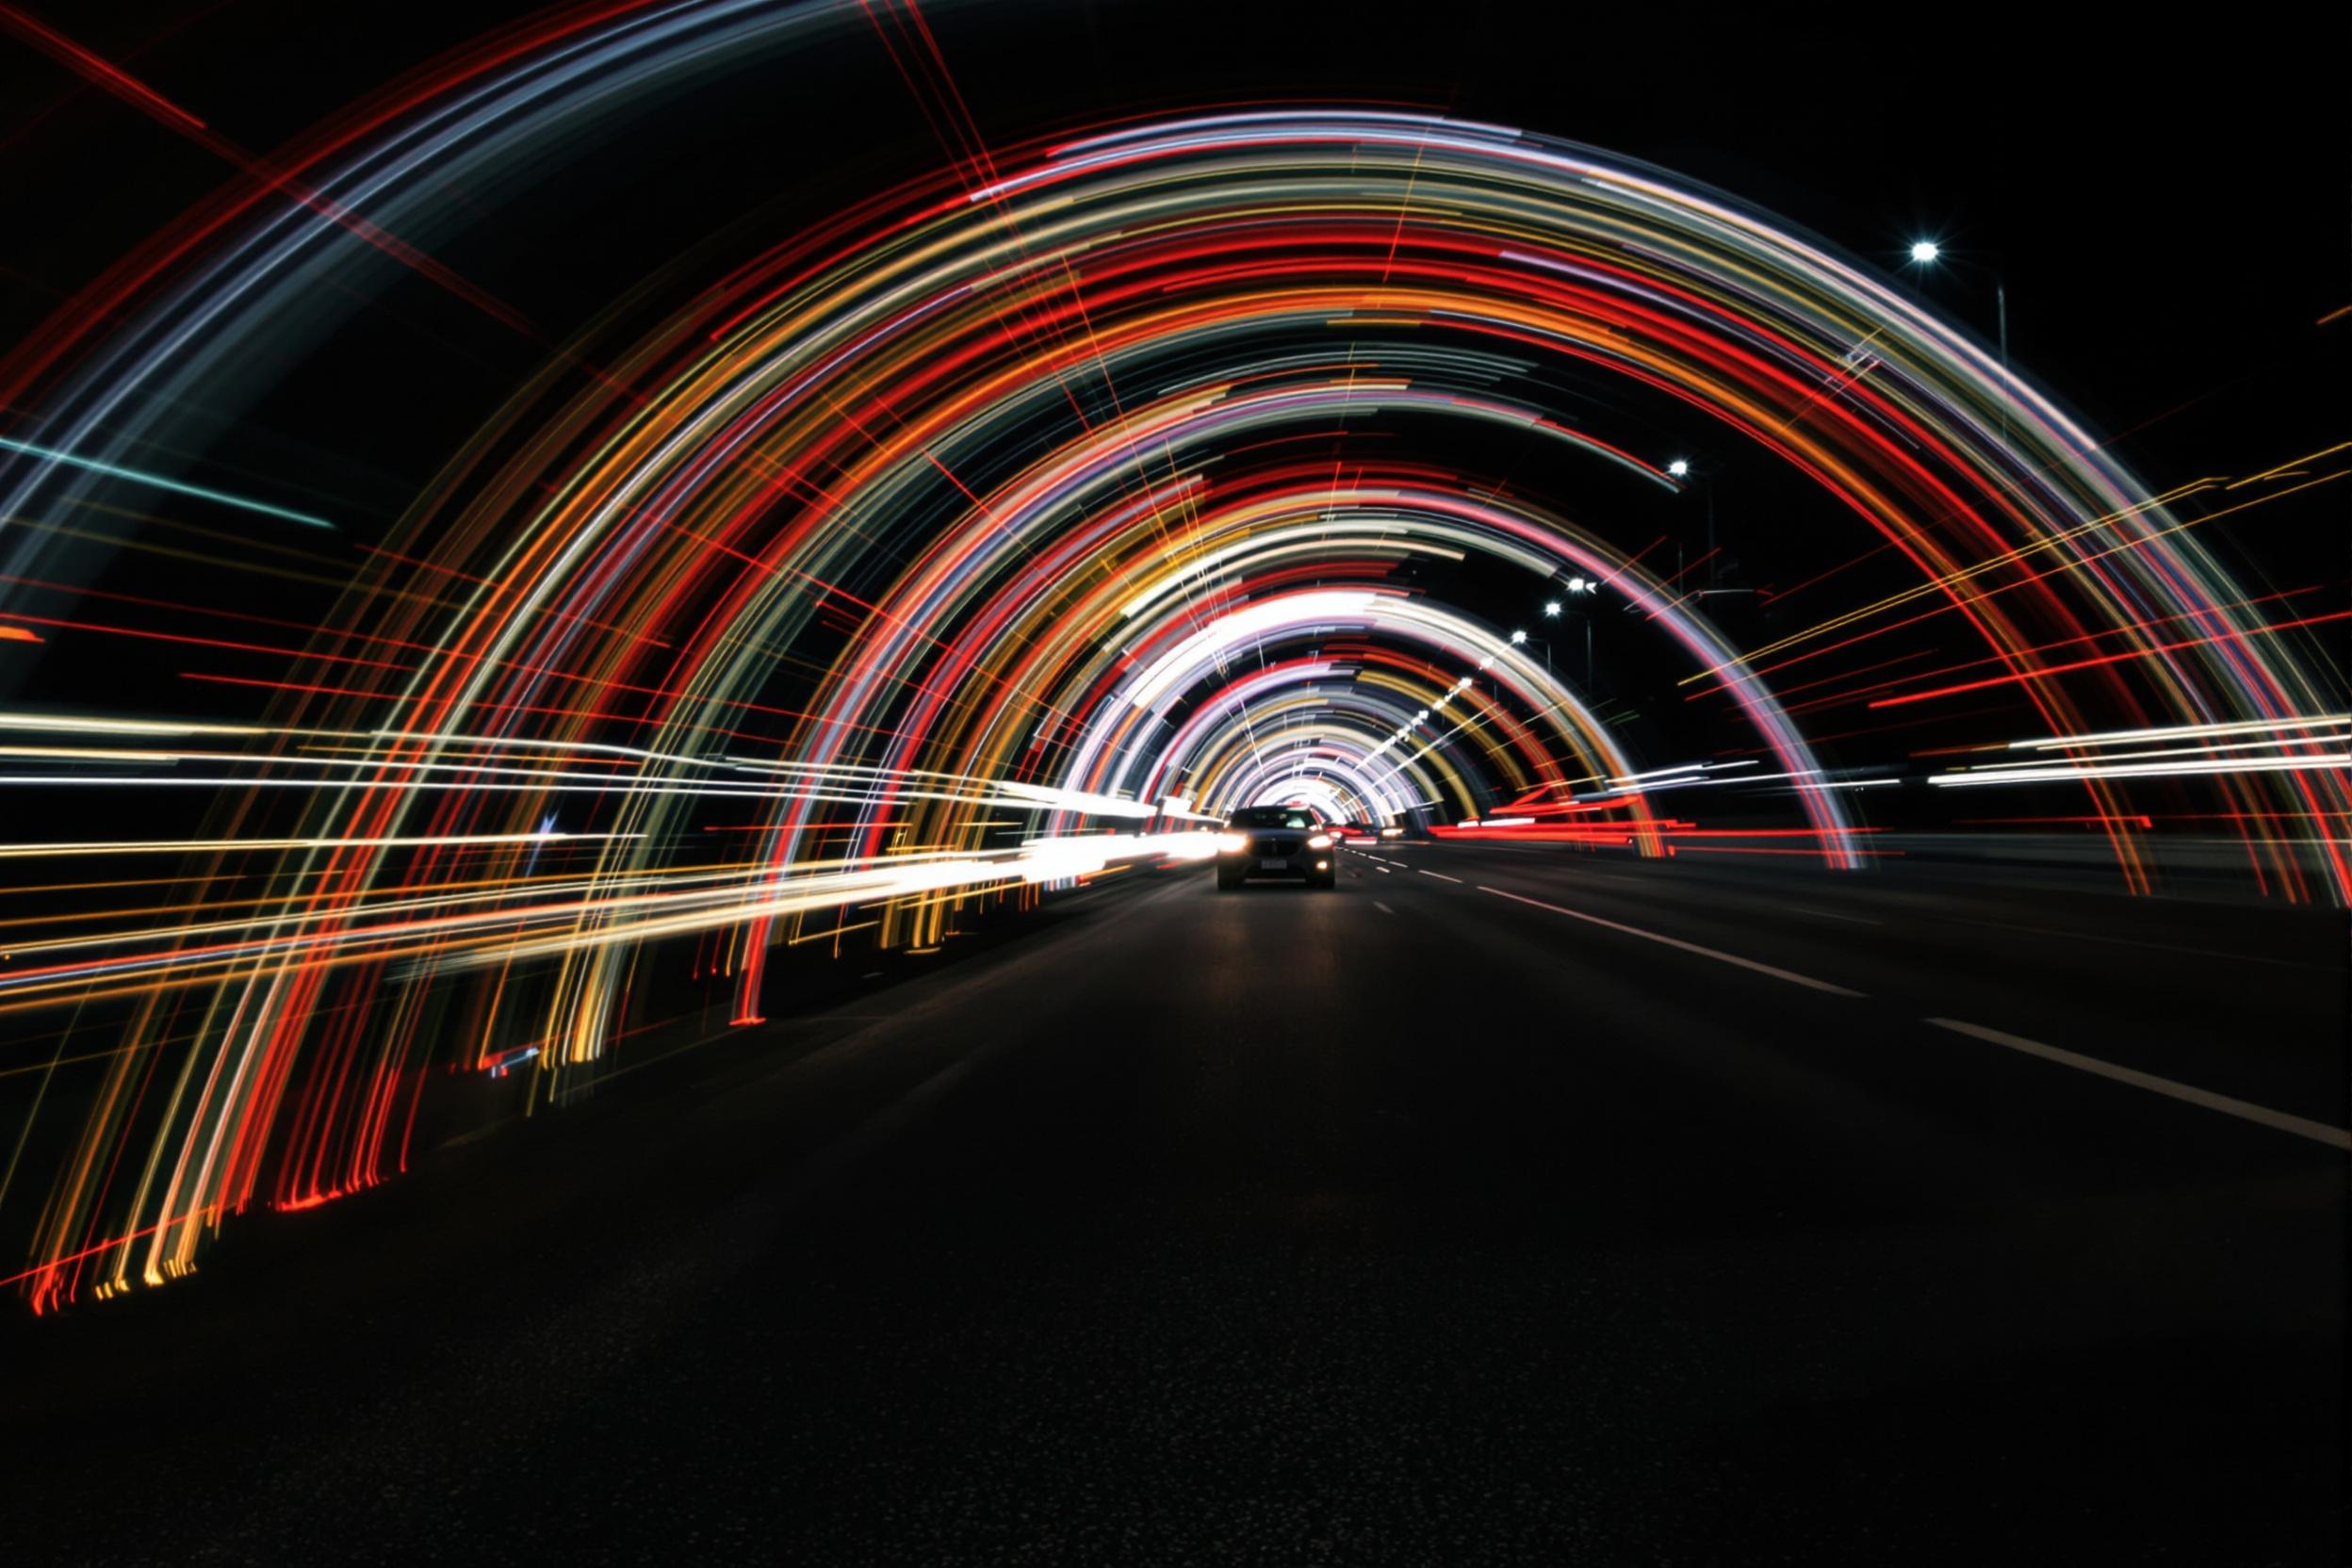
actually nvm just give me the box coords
[1376,864,1392,873]
[1479,885,1866,997]
[1926,1018,2352,1151]
[1374,900,1395,915]
[1783,904,1881,925]
[1419,869,1464,884]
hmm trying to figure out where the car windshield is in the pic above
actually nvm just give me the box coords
[1227,808,1317,829]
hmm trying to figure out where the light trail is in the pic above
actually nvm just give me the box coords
[0,832,1226,1011]
[1930,755,2350,788]
[0,830,643,860]
[0,82,2339,1309]
[0,435,337,531]
[2009,715,2349,752]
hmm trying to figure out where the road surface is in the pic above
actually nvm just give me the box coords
[6,842,2344,1562]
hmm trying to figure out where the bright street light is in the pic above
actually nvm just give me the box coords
[1667,459,1690,478]
[1544,600,1562,617]
[1510,629,1527,645]
[1906,237,2010,439]
[1566,576,1591,594]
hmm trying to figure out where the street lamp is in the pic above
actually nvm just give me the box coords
[1907,238,2009,441]
[1549,581,1600,687]
[1511,627,1554,677]
[1670,455,1719,590]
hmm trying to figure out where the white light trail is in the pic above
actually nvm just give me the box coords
[1603,759,1756,786]
[0,712,271,737]
[2010,715,2350,752]
[1929,755,2351,788]
[0,830,643,860]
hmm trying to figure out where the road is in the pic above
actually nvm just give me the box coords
[6,842,2344,1562]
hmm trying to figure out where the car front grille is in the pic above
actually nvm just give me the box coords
[1254,835,1302,856]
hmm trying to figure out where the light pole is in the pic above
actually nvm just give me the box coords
[1544,578,1600,688]
[1511,625,1550,678]
[1669,456,1716,591]
[1907,239,2010,444]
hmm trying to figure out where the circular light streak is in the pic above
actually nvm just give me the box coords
[0,42,2339,1307]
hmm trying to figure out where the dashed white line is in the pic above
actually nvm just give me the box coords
[1479,885,1865,997]
[1374,901,1395,915]
[1926,1018,2352,1150]
[1418,869,1463,884]
[1782,905,1881,925]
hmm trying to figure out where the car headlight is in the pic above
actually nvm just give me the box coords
[1215,832,1250,854]
[1306,833,1333,849]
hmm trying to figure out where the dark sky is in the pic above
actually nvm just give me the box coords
[8,4,2344,396]
[6,2,2342,481]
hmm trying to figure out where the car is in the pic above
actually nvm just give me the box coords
[1215,806,1337,890]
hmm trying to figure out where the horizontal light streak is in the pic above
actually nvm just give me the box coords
[0,830,641,860]
[0,833,1229,1009]
[0,711,271,736]
[2009,715,2349,752]
[1603,759,1756,786]
[1929,755,2351,789]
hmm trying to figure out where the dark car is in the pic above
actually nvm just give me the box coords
[1215,806,1337,890]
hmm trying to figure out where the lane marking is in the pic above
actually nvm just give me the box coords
[1479,885,1866,997]
[1374,900,1394,915]
[1376,864,1392,873]
[1925,1018,2352,1151]
[1782,904,1881,925]
[1419,869,1463,883]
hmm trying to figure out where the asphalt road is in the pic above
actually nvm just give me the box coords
[6,843,2344,1563]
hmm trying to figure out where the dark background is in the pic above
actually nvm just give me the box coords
[5,0,2344,512]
